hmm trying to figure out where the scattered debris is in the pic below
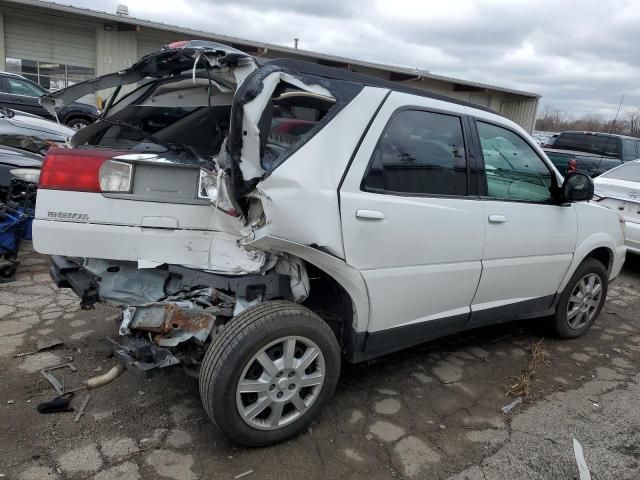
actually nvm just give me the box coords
[235,470,254,479]
[138,391,146,396]
[505,340,549,397]
[501,397,523,414]
[41,363,78,395]
[93,366,103,372]
[13,351,36,358]
[36,337,64,352]
[74,394,91,422]
[6,400,14,405]
[573,438,591,480]
[37,393,75,414]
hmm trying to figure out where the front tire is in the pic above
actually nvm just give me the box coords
[552,258,608,338]
[66,118,90,131]
[199,301,341,446]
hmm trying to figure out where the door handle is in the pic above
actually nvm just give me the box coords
[488,214,507,224]
[356,209,385,220]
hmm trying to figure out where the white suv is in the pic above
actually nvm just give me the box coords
[33,41,625,446]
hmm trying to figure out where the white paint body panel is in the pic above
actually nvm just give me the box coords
[594,173,640,254]
[33,190,264,274]
[339,91,483,333]
[256,87,390,259]
[472,202,576,310]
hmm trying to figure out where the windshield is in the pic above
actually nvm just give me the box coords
[601,162,640,182]
[553,133,620,157]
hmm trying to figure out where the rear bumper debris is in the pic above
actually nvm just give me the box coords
[107,336,180,378]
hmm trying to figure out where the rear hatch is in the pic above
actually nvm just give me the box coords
[33,41,356,272]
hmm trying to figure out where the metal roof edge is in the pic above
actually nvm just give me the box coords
[2,0,541,99]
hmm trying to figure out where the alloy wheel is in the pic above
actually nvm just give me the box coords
[566,273,603,329]
[236,336,325,430]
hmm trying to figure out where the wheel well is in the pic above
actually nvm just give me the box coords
[586,247,612,273]
[300,262,354,350]
[64,115,92,124]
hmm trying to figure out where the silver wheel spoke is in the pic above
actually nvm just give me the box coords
[283,338,297,369]
[238,379,270,393]
[269,402,284,427]
[243,395,272,420]
[567,306,581,320]
[291,393,308,414]
[296,346,319,372]
[591,283,602,297]
[579,279,588,295]
[256,352,279,377]
[569,294,583,304]
[298,372,323,388]
[587,275,596,291]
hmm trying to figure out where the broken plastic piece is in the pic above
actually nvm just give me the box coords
[573,438,591,480]
[501,397,523,414]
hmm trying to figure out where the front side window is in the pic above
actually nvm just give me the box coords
[6,78,44,97]
[362,109,467,196]
[477,121,553,203]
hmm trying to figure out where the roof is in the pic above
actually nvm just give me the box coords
[3,0,541,99]
[560,131,640,141]
[267,58,496,114]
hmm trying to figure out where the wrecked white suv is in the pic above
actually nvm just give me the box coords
[33,41,625,446]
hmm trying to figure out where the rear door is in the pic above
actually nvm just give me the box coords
[468,118,577,326]
[340,92,485,354]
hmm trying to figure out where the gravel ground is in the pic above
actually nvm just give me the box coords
[1,244,640,479]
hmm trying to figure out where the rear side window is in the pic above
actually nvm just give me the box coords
[477,121,553,203]
[362,109,467,196]
[623,139,637,161]
[553,133,620,157]
[6,78,44,97]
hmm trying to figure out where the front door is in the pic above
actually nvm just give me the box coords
[468,119,577,326]
[1,77,49,117]
[339,92,485,355]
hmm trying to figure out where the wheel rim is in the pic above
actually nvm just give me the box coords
[236,336,325,431]
[71,122,87,131]
[567,273,603,329]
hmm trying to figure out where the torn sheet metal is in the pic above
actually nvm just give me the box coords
[220,65,337,209]
[274,254,310,302]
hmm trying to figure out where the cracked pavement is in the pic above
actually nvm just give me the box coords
[1,244,640,479]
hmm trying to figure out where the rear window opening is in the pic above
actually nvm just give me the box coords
[261,88,337,171]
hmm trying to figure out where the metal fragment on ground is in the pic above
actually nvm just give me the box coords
[573,438,591,480]
[501,397,523,414]
[74,393,91,422]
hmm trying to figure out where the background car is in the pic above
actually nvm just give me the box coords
[0,107,73,154]
[544,131,640,177]
[594,160,640,254]
[0,71,99,130]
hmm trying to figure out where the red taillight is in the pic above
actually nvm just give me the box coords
[39,148,119,192]
[567,158,577,174]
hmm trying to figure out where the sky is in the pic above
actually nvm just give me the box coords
[61,0,640,119]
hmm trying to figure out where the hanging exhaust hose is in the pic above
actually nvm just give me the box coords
[84,363,126,390]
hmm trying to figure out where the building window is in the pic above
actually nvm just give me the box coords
[6,58,94,91]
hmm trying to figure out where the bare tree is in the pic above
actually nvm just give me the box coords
[535,105,570,131]
[624,108,640,137]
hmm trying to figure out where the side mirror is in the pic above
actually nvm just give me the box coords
[562,172,594,202]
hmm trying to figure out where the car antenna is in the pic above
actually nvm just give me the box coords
[598,94,625,170]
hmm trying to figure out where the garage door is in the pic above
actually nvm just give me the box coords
[138,31,183,58]
[5,13,95,92]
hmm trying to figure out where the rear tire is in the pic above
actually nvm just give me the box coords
[66,118,91,131]
[552,258,608,338]
[199,301,341,447]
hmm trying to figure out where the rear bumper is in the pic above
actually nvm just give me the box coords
[49,255,99,307]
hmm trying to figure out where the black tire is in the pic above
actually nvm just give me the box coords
[199,300,341,447]
[65,117,91,131]
[552,258,608,338]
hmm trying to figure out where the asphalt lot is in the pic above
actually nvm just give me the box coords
[1,244,640,479]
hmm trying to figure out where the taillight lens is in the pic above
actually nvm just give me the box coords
[99,160,133,192]
[39,147,126,193]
